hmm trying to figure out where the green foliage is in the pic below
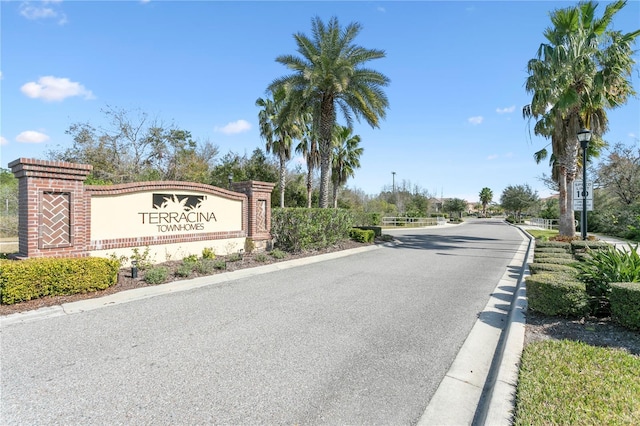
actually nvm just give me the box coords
[175,263,194,278]
[130,247,154,270]
[535,240,570,250]
[533,252,573,261]
[269,249,287,259]
[201,247,216,260]
[535,246,571,254]
[226,252,242,262]
[526,273,591,317]
[353,226,381,237]
[244,238,256,254]
[570,240,611,253]
[182,254,198,264]
[271,208,355,252]
[195,258,225,273]
[500,184,539,220]
[349,228,375,243]
[515,340,640,425]
[532,257,577,265]
[144,266,169,284]
[254,252,269,262]
[610,282,640,330]
[574,244,640,299]
[0,257,119,305]
[528,262,579,276]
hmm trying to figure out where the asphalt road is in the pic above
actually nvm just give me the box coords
[1,219,525,425]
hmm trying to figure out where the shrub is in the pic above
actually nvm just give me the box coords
[535,241,571,250]
[175,263,194,278]
[533,257,577,265]
[574,244,640,298]
[144,266,169,284]
[254,252,269,262]
[528,263,578,276]
[349,228,375,243]
[271,208,354,252]
[353,226,382,238]
[195,258,224,274]
[201,247,216,260]
[269,249,286,259]
[130,246,154,270]
[182,254,198,264]
[570,240,611,254]
[526,273,590,317]
[610,282,640,330]
[244,238,255,254]
[533,252,574,261]
[226,252,242,262]
[0,257,119,305]
[534,247,571,254]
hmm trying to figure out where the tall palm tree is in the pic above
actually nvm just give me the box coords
[269,16,390,208]
[523,0,639,237]
[295,117,320,208]
[331,125,363,208]
[479,187,493,216]
[256,86,303,207]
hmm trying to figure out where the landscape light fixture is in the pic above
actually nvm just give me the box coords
[228,173,233,190]
[577,128,592,240]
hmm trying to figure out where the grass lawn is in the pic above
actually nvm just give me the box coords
[514,339,640,425]
[526,229,559,240]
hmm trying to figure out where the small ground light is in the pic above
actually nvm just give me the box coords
[131,260,138,279]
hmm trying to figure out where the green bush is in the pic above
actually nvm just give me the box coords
[175,263,194,278]
[144,266,169,284]
[271,208,354,252]
[226,252,242,262]
[535,247,571,254]
[535,241,571,250]
[201,247,216,260]
[533,252,574,261]
[269,249,286,260]
[349,228,375,243]
[0,257,119,305]
[574,244,640,298]
[533,257,577,265]
[570,240,611,253]
[182,254,198,264]
[196,258,224,274]
[254,252,269,262]
[610,282,640,330]
[528,263,578,276]
[353,226,382,237]
[526,273,590,317]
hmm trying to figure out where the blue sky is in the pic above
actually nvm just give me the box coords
[2,1,639,203]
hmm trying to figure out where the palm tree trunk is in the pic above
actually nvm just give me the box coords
[318,97,335,208]
[306,167,313,208]
[279,157,286,208]
[332,184,338,208]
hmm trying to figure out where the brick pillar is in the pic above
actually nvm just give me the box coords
[231,181,275,249]
[9,158,92,259]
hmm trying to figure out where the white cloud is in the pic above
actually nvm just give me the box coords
[20,1,68,25]
[468,116,483,125]
[21,76,94,102]
[487,154,499,160]
[376,6,386,12]
[215,119,251,135]
[0,136,8,146]
[16,131,50,144]
[496,105,516,114]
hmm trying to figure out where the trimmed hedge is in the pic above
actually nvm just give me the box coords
[533,252,574,261]
[532,257,577,265]
[0,257,119,305]
[610,282,640,330]
[535,247,572,254]
[349,228,375,243]
[526,273,590,317]
[528,262,578,276]
[271,208,355,253]
[535,241,571,250]
[571,240,611,253]
[353,226,382,238]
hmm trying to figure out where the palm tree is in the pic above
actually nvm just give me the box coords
[269,16,390,208]
[479,187,493,216]
[331,125,363,208]
[295,118,320,208]
[523,0,639,237]
[256,86,303,208]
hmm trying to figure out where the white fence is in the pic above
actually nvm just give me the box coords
[529,218,558,230]
[382,217,446,227]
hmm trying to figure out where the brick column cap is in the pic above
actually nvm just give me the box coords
[232,180,276,193]
[9,158,93,181]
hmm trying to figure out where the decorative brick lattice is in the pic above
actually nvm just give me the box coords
[41,192,71,248]
[257,199,267,232]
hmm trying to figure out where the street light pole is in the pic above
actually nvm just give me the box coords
[577,128,592,240]
[392,171,397,210]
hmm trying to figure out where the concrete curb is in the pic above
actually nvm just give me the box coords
[1,244,383,327]
[418,226,532,425]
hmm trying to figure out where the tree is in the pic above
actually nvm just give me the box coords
[331,126,363,208]
[443,198,467,220]
[256,87,305,208]
[270,16,390,208]
[479,187,493,216]
[500,184,539,222]
[295,120,320,208]
[597,142,640,206]
[50,106,217,184]
[523,0,639,237]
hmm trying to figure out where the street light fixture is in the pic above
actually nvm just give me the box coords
[577,128,592,240]
[228,173,233,190]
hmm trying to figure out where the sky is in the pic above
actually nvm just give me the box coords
[1,0,639,204]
